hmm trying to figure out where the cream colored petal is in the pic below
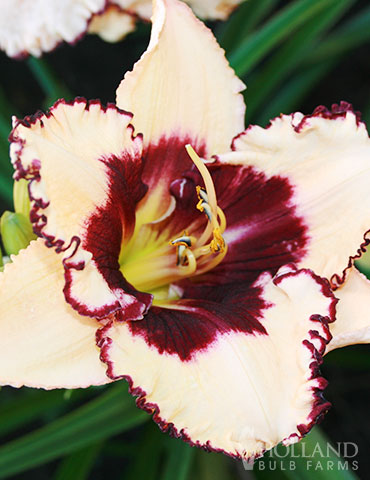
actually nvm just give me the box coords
[99,266,335,459]
[111,0,153,20]
[0,0,105,58]
[326,267,370,352]
[10,99,149,319]
[116,0,245,155]
[0,239,109,389]
[223,105,370,286]
[10,99,140,246]
[112,0,243,20]
[88,5,136,42]
[186,0,243,20]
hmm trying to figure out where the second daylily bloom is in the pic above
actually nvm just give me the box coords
[2,0,370,460]
[0,0,243,58]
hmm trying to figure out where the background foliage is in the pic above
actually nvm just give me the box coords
[0,0,369,478]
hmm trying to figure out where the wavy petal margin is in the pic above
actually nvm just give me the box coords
[88,5,136,42]
[111,0,153,19]
[186,0,242,20]
[97,265,335,459]
[0,0,106,58]
[0,0,245,58]
[116,0,245,156]
[0,239,109,389]
[113,0,243,20]
[10,98,151,320]
[222,103,370,287]
[326,267,370,352]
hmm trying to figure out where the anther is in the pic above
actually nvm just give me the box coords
[196,186,213,221]
[196,186,208,203]
[170,234,193,248]
[210,228,225,253]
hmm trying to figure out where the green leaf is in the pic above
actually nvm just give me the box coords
[0,389,84,437]
[307,6,370,63]
[361,99,370,132]
[0,85,19,121]
[254,62,331,126]
[228,0,336,77]
[217,0,279,52]
[0,383,148,478]
[161,437,195,480]
[194,450,235,480]
[0,116,14,202]
[54,442,103,480]
[325,346,370,370]
[254,427,359,479]
[0,114,11,143]
[253,461,290,480]
[0,173,12,208]
[255,4,370,125]
[245,0,355,122]
[125,422,163,480]
[27,57,73,107]
[0,90,17,206]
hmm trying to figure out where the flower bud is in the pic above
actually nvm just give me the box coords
[0,211,36,256]
[13,179,31,218]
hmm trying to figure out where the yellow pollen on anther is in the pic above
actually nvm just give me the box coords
[210,227,225,253]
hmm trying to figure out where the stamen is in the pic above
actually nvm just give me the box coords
[169,231,197,272]
[195,244,228,275]
[165,145,228,289]
[180,248,196,275]
[121,146,227,297]
[176,244,187,266]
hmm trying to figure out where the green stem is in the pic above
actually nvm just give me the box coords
[27,57,72,105]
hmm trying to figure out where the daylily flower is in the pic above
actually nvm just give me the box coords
[0,0,243,58]
[1,0,370,460]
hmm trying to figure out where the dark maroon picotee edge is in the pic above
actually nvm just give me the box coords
[295,101,363,132]
[10,97,152,320]
[231,102,370,289]
[96,267,337,461]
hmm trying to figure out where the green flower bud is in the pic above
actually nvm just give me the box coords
[13,179,31,218]
[0,211,36,256]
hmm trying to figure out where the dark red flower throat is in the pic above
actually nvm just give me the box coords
[86,135,309,360]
